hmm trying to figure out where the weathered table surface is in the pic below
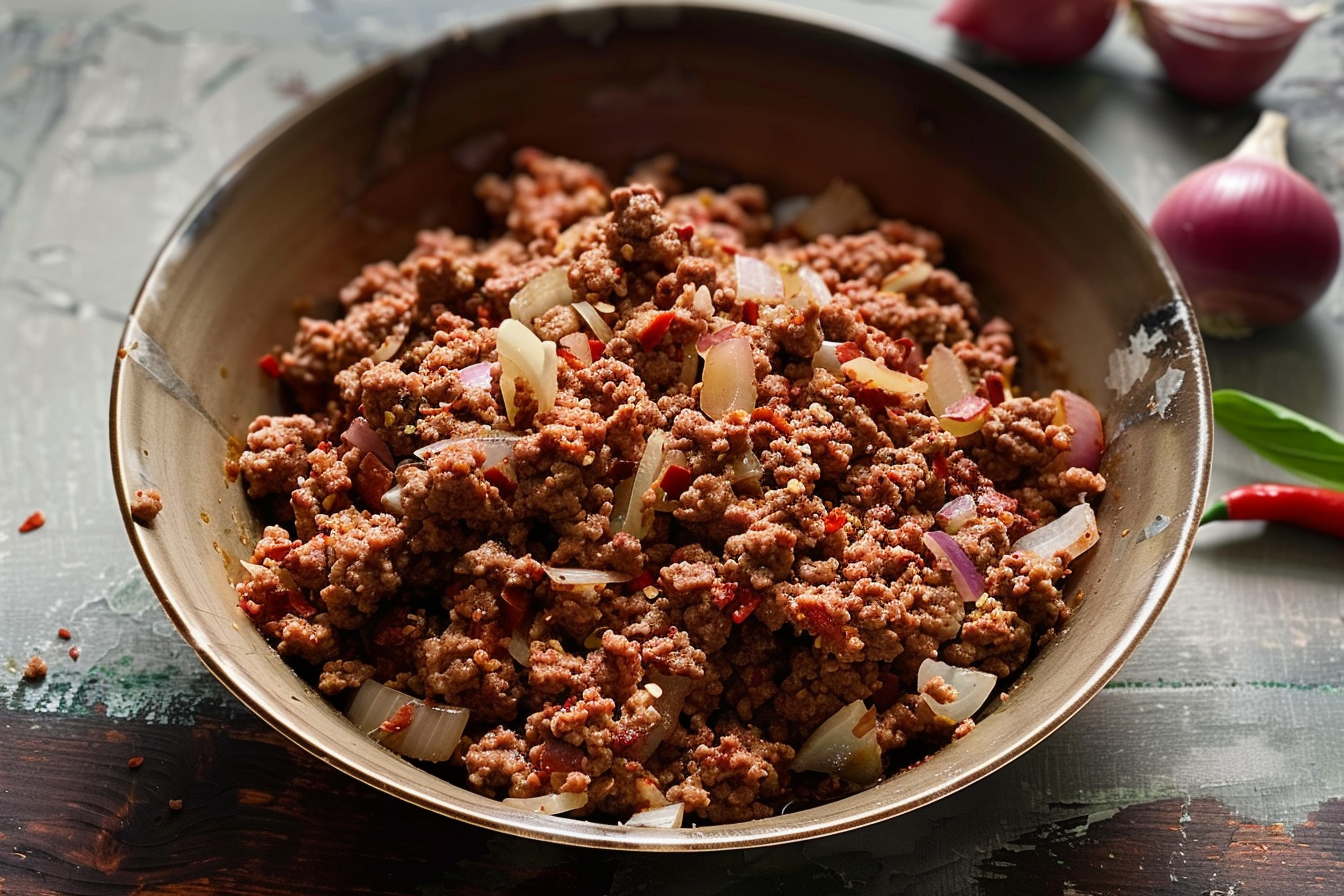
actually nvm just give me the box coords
[3,1,1343,893]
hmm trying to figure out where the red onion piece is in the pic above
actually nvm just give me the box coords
[937,0,1118,66]
[935,495,977,534]
[342,417,394,470]
[922,530,987,604]
[543,566,634,586]
[695,320,740,356]
[1053,390,1105,472]
[1151,111,1340,334]
[940,394,991,438]
[456,361,494,390]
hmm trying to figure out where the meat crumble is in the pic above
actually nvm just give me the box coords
[234,150,1105,825]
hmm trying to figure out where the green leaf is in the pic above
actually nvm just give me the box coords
[1212,389,1344,491]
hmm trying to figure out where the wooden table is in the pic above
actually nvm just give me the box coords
[4,1,1343,893]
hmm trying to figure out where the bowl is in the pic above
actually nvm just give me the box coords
[110,1,1211,850]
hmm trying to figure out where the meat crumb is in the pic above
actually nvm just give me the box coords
[128,756,145,769]
[68,646,81,661]
[18,511,45,533]
[23,655,47,681]
[168,798,183,811]
[58,628,72,640]
[131,488,164,524]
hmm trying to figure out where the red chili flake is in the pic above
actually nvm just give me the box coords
[287,592,317,618]
[710,582,738,610]
[379,703,415,735]
[68,646,81,661]
[750,406,793,435]
[127,756,145,770]
[981,371,1007,407]
[588,338,606,360]
[627,569,656,591]
[796,601,845,644]
[608,458,638,483]
[57,628,72,640]
[555,346,582,370]
[482,466,517,498]
[258,354,282,379]
[674,224,695,240]
[855,387,903,409]
[610,726,641,753]
[824,509,848,534]
[834,342,863,364]
[741,300,758,325]
[658,464,693,500]
[562,696,577,710]
[499,585,532,632]
[931,451,949,481]
[18,512,45,533]
[317,440,332,452]
[721,244,740,256]
[638,311,676,352]
[730,590,760,624]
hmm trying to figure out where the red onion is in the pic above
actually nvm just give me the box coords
[922,530,987,604]
[1052,390,1105,472]
[456,361,494,391]
[341,417,394,470]
[1131,1,1328,106]
[935,495,977,534]
[695,320,741,356]
[937,0,1119,66]
[1151,111,1340,335]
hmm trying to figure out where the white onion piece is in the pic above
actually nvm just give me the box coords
[935,495,977,535]
[880,260,933,295]
[841,357,928,396]
[503,791,588,816]
[342,417,395,470]
[796,264,832,305]
[923,345,974,417]
[415,433,520,472]
[497,318,557,421]
[679,343,699,387]
[700,336,757,419]
[610,430,667,538]
[812,341,845,375]
[371,329,405,363]
[624,803,685,829]
[573,300,615,343]
[735,255,784,302]
[558,331,593,367]
[692,284,715,317]
[629,672,693,762]
[790,699,881,786]
[456,361,494,390]
[1053,390,1105,473]
[240,559,300,593]
[346,680,469,762]
[923,530,987,605]
[509,266,572,328]
[728,450,764,484]
[1011,503,1099,563]
[917,659,998,723]
[508,632,532,667]
[543,566,634,586]
[792,178,874,240]
[381,482,404,515]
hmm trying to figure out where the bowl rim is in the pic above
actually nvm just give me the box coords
[109,0,1212,850]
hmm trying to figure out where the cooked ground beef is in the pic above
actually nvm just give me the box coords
[235,150,1105,825]
[130,488,163,524]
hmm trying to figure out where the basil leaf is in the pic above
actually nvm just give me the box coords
[1212,389,1344,491]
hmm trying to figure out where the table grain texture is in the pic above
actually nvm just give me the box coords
[3,1,1343,894]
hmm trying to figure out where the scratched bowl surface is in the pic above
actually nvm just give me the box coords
[110,1,1211,850]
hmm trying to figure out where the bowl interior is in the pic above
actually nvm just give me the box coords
[111,2,1210,850]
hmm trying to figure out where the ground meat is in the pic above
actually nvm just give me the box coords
[23,654,47,681]
[235,150,1105,826]
[130,488,163,524]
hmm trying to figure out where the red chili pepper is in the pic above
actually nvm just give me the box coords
[710,582,738,610]
[730,591,760,624]
[931,451,949,481]
[750,407,793,435]
[379,703,414,735]
[981,372,1008,407]
[638,311,675,352]
[674,224,695,240]
[658,464,693,500]
[1200,484,1344,539]
[834,342,863,365]
[588,338,606,360]
[824,509,847,534]
[258,354,282,379]
[741,300,758,325]
[18,511,45,533]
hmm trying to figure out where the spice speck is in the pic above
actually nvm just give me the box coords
[18,511,45,533]
[68,646,81,661]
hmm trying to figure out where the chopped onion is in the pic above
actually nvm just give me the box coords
[572,300,615,343]
[922,345,974,417]
[796,264,832,306]
[692,284,715,317]
[341,417,395,470]
[936,0,1117,67]
[346,680,469,762]
[508,632,532,667]
[610,430,667,538]
[456,361,494,391]
[559,331,593,367]
[415,433,520,474]
[1011,502,1099,563]
[812,341,844,375]
[678,343,699,388]
[624,803,685,829]
[509,266,572,329]
[629,672,693,762]
[841,357,928,397]
[792,178,874,240]
[497,318,557,421]
[790,699,881,786]
[734,255,784,303]
[696,320,740,357]
[728,450,764,484]
[917,659,997,723]
[935,495,977,534]
[940,394,991,438]
[502,791,588,816]
[371,329,405,363]
[922,530,987,604]
[1053,390,1105,472]
[543,566,634,586]
[381,482,404,515]
[880,260,933,295]
[700,336,757,419]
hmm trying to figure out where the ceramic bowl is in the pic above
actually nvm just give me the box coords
[111,1,1211,850]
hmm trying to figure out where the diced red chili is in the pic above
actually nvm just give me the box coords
[127,756,145,770]
[533,738,588,774]
[742,300,758,325]
[796,601,844,644]
[556,347,583,371]
[981,372,1007,407]
[730,590,760,624]
[588,338,606,360]
[379,703,414,735]
[824,509,847,534]
[855,387,903,409]
[721,243,740,256]
[18,512,45,533]
[499,585,532,632]
[710,582,739,609]
[258,353,282,379]
[834,342,862,364]
[287,592,317,618]
[483,466,517,498]
[659,464,693,500]
[674,224,695,240]
[638,311,676,352]
[931,451,949,481]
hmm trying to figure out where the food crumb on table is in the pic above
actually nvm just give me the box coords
[18,511,45,533]
[22,655,47,681]
[128,756,144,769]
[57,628,72,640]
[131,488,164,524]
[168,798,183,811]
[68,646,81,661]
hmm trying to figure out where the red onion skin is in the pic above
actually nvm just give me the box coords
[1153,158,1341,330]
[937,0,1118,66]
